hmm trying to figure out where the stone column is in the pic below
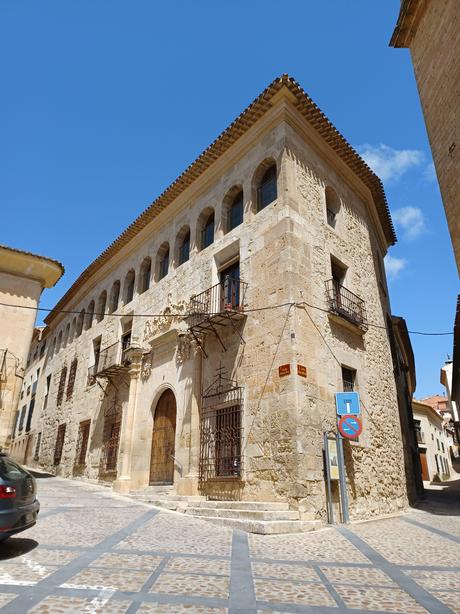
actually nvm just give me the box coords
[113,343,144,494]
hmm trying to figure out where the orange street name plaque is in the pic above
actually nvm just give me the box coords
[278,364,291,377]
[297,364,307,378]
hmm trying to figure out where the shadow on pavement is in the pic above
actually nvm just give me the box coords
[412,476,460,516]
[0,537,38,560]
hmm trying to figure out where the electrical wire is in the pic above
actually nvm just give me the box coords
[0,300,454,336]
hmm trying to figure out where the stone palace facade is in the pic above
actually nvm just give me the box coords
[10,75,409,522]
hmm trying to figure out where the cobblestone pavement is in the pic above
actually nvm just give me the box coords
[0,475,460,613]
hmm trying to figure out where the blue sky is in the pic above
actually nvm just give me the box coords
[1,1,457,398]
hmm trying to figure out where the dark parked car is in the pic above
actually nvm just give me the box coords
[0,454,39,541]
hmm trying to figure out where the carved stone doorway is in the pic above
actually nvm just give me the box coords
[149,389,177,485]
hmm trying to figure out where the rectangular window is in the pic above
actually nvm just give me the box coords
[18,405,27,432]
[219,261,241,310]
[54,424,66,465]
[56,366,67,406]
[25,399,35,432]
[341,366,356,392]
[75,421,91,467]
[34,432,42,461]
[44,374,52,409]
[66,358,78,400]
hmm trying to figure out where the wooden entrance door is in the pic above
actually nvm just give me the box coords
[419,450,429,481]
[150,389,177,485]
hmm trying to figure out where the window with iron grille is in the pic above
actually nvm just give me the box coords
[34,432,42,461]
[199,372,243,483]
[75,420,91,467]
[56,366,67,406]
[66,358,78,400]
[44,374,51,409]
[341,366,355,392]
[54,424,66,465]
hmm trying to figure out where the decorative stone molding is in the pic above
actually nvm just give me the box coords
[143,301,188,345]
[176,332,194,364]
[141,351,154,380]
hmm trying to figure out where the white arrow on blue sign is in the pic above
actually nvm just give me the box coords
[335,391,361,416]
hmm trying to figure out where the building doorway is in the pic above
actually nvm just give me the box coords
[149,389,177,485]
[419,449,429,481]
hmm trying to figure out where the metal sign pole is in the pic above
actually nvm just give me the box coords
[336,433,350,523]
[323,432,334,524]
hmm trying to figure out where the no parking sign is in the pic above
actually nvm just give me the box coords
[338,415,362,439]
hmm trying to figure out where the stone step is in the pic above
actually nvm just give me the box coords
[129,493,203,502]
[193,500,290,511]
[190,515,321,534]
[185,507,299,521]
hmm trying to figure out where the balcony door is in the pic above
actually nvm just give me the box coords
[220,261,240,310]
[150,389,177,485]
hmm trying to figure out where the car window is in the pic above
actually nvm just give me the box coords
[0,457,28,480]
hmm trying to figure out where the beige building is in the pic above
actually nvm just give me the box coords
[390,0,459,272]
[12,75,410,523]
[0,245,63,450]
[412,400,453,482]
[390,0,460,452]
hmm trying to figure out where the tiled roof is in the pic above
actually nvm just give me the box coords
[45,74,396,326]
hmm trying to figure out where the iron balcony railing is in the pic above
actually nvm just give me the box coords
[87,340,130,383]
[415,430,425,444]
[187,277,248,329]
[325,279,368,331]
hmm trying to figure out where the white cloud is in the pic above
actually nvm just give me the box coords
[392,206,427,240]
[385,255,407,279]
[423,161,437,182]
[358,144,424,183]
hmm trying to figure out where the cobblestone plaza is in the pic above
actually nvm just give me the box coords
[0,475,459,613]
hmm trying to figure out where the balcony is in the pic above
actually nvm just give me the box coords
[415,430,426,445]
[325,279,368,332]
[187,277,247,334]
[87,340,131,383]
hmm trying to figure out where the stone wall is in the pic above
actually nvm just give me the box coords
[410,0,460,273]
[17,105,407,521]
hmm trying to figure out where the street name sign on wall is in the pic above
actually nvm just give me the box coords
[335,392,360,416]
[338,415,363,439]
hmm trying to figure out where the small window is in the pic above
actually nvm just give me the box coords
[57,366,68,406]
[56,331,62,353]
[85,301,95,330]
[139,258,152,294]
[109,281,120,313]
[63,323,70,348]
[157,243,170,280]
[257,165,277,211]
[228,191,244,232]
[54,424,66,465]
[44,374,51,409]
[96,291,107,322]
[201,212,215,249]
[76,310,85,337]
[66,358,78,400]
[325,186,340,228]
[331,258,346,287]
[124,270,136,305]
[177,229,191,265]
[39,341,46,359]
[341,366,355,392]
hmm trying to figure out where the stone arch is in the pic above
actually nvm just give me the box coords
[156,242,170,281]
[222,185,244,234]
[196,207,215,250]
[252,157,278,213]
[149,388,177,485]
[175,225,191,266]
[325,186,341,228]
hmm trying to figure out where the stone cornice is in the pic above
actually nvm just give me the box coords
[0,244,64,288]
[389,0,428,48]
[45,74,396,326]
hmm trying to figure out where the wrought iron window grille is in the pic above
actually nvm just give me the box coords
[199,366,244,484]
